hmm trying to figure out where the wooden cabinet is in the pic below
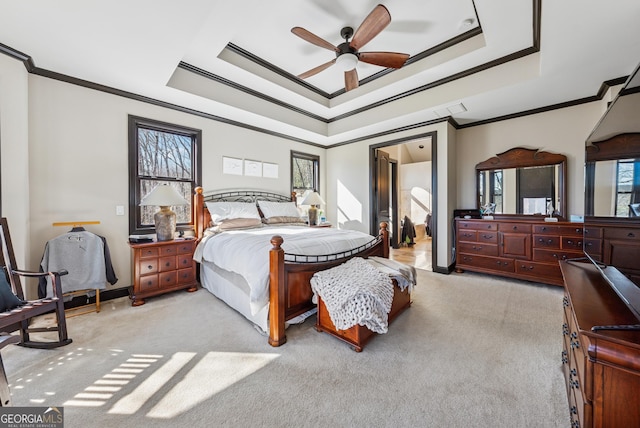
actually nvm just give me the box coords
[560,261,640,428]
[129,239,198,306]
[455,218,583,286]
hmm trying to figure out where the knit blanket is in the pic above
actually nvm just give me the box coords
[310,257,394,334]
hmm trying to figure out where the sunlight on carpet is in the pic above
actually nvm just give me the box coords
[56,350,280,419]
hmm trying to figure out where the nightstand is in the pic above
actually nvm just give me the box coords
[310,223,332,228]
[129,239,198,306]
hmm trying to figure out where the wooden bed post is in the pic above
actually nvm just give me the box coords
[379,222,389,259]
[193,187,204,240]
[268,235,286,347]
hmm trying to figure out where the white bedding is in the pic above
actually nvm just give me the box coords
[193,225,378,316]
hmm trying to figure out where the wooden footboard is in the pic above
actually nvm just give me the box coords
[268,223,389,347]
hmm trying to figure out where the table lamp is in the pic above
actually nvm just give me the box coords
[301,191,324,226]
[140,184,189,241]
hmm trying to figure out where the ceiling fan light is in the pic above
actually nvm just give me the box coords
[336,53,358,71]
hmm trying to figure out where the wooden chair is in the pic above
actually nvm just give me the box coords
[0,217,72,349]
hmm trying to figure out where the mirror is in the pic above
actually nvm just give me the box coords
[476,147,567,218]
[585,134,640,218]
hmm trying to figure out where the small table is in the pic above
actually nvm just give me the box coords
[129,239,198,306]
[310,223,332,228]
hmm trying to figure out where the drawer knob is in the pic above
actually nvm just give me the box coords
[628,232,636,238]
[561,350,568,364]
[147,265,153,270]
[165,262,171,267]
[562,323,569,335]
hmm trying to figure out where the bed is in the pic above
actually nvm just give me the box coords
[192,187,390,347]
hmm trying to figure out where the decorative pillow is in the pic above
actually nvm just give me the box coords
[261,216,306,225]
[214,217,263,231]
[257,201,303,224]
[0,270,25,313]
[206,202,261,223]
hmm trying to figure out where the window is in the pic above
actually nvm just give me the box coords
[491,170,503,213]
[129,116,201,235]
[616,159,640,216]
[291,151,319,200]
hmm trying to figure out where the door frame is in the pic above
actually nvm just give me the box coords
[368,131,438,270]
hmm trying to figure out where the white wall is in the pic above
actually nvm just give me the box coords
[400,161,432,227]
[456,102,607,218]
[0,54,30,276]
[20,74,325,299]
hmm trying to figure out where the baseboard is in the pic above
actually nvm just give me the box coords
[64,286,130,310]
[433,264,455,275]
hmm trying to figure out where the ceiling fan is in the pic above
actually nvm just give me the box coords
[292,4,409,91]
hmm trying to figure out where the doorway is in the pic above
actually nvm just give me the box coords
[369,134,435,271]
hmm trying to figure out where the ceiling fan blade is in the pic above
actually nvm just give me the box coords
[298,59,336,79]
[350,4,391,51]
[291,27,338,52]
[358,51,409,69]
[345,68,359,91]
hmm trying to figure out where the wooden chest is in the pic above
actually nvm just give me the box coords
[315,281,411,352]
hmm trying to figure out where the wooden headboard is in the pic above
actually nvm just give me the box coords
[193,187,296,239]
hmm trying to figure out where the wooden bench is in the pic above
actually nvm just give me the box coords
[316,279,412,352]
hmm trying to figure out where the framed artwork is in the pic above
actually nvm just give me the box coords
[244,160,262,177]
[262,162,279,179]
[222,157,243,175]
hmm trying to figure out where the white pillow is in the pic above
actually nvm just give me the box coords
[206,201,260,223]
[257,201,300,219]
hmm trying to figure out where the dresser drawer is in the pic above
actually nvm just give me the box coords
[139,274,159,292]
[177,267,196,284]
[499,223,532,233]
[138,258,158,275]
[176,241,195,254]
[583,238,602,256]
[458,221,496,231]
[159,255,177,272]
[534,224,559,235]
[583,227,603,239]
[458,242,498,257]
[604,228,640,240]
[562,236,583,250]
[157,244,178,256]
[159,271,177,287]
[458,254,514,272]
[177,254,194,269]
[515,260,562,280]
[533,248,583,263]
[559,225,584,237]
[534,235,560,249]
[139,247,159,258]
[477,231,498,243]
[458,230,477,242]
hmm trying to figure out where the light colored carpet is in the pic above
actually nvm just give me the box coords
[3,269,570,428]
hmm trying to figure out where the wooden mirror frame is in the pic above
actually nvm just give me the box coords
[475,147,567,219]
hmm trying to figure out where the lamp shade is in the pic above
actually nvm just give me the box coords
[301,191,325,206]
[140,184,188,207]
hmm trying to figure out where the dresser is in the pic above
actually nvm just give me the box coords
[455,218,584,286]
[560,261,640,427]
[129,239,198,306]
